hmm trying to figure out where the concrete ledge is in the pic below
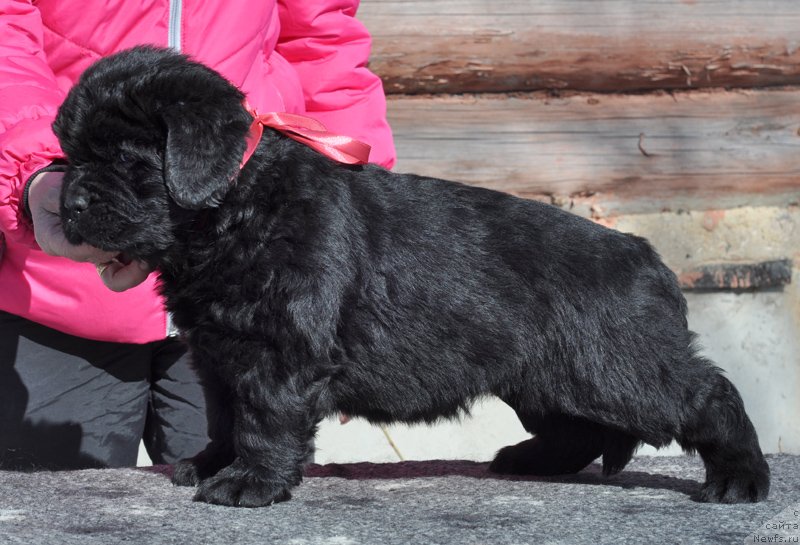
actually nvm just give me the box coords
[2,455,798,544]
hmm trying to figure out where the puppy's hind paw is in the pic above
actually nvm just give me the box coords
[194,463,292,508]
[489,443,528,475]
[489,437,600,476]
[696,467,770,503]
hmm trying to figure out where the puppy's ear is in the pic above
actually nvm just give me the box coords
[162,105,250,209]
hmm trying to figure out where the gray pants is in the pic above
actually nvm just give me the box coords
[0,311,210,469]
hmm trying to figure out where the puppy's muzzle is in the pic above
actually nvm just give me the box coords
[60,185,94,244]
[62,186,91,216]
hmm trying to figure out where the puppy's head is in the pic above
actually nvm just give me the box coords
[53,46,252,262]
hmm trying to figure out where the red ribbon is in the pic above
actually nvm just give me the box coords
[240,106,371,169]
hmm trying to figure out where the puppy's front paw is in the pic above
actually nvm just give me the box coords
[194,462,292,507]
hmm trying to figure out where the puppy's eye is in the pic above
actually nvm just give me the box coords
[118,152,134,164]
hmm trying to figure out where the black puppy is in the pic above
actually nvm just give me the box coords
[54,47,769,507]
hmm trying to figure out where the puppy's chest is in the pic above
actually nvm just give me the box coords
[160,238,297,337]
[163,200,339,344]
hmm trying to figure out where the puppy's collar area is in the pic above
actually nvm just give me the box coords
[240,103,371,170]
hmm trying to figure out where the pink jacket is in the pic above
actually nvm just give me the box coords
[0,0,395,344]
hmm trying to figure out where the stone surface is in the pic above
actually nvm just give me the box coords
[2,456,798,545]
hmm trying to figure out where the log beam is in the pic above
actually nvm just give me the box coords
[678,259,793,290]
[360,0,800,94]
[386,89,800,216]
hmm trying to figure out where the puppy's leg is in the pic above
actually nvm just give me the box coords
[677,367,769,503]
[193,366,318,507]
[490,413,638,476]
[172,369,236,486]
[600,428,641,476]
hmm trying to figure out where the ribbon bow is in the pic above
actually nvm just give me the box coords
[240,105,371,169]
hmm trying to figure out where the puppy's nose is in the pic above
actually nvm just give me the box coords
[63,188,91,214]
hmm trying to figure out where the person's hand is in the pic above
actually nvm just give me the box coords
[27,171,152,291]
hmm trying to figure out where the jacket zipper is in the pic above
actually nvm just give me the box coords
[168,0,182,51]
[166,0,182,337]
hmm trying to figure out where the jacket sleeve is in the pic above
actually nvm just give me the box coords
[0,0,66,247]
[275,0,396,169]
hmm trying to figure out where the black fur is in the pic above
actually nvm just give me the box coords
[54,47,769,507]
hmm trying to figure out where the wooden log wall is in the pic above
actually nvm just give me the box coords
[359,0,800,216]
